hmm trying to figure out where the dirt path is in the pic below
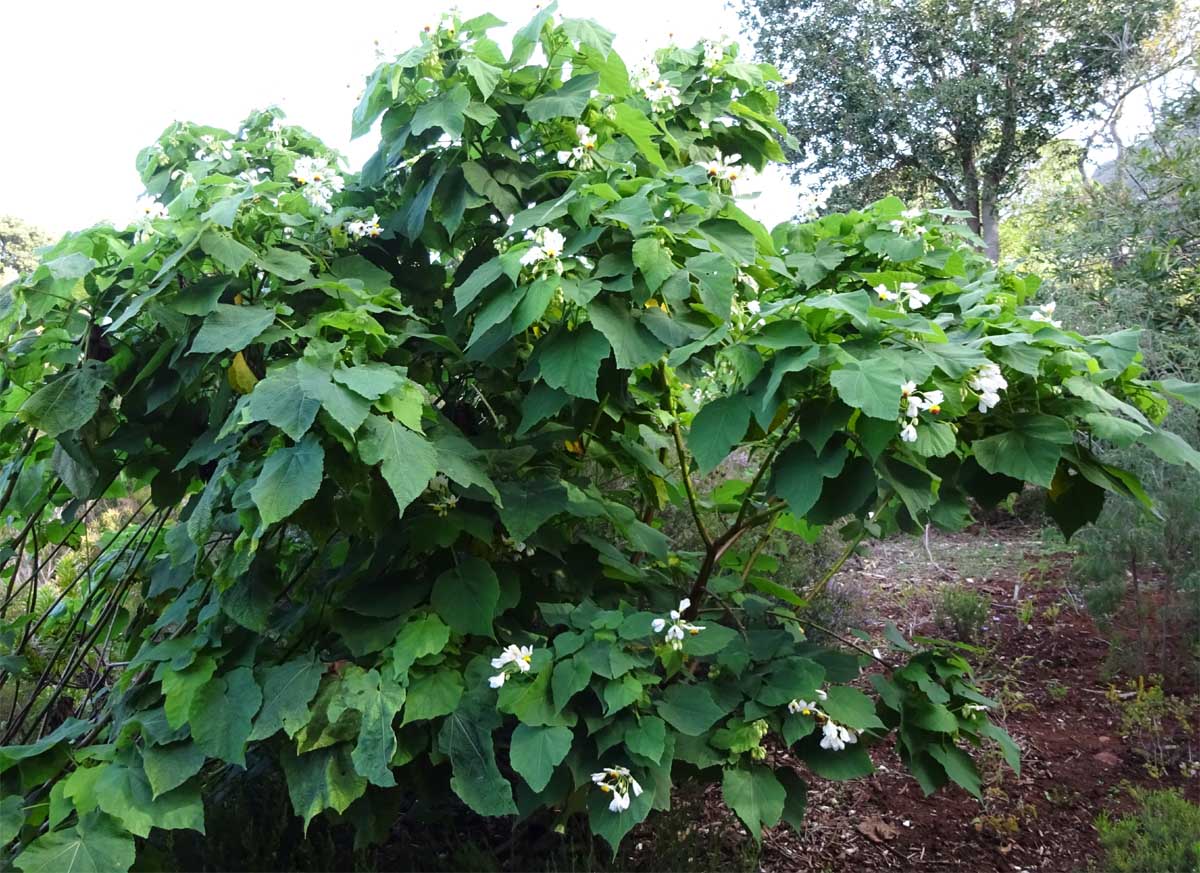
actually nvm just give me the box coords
[740,522,1198,872]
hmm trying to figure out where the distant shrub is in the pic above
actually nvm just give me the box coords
[935,585,991,643]
[1095,789,1200,873]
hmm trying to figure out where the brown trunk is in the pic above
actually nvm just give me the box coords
[980,194,1000,261]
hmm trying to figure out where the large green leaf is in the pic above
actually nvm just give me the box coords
[829,357,904,420]
[410,84,471,139]
[587,298,667,370]
[972,414,1073,488]
[249,653,324,741]
[770,441,848,518]
[401,669,464,725]
[19,366,106,437]
[437,701,517,816]
[611,102,667,170]
[14,813,135,873]
[535,324,611,401]
[250,434,325,527]
[142,741,206,799]
[687,395,751,473]
[358,414,438,516]
[245,363,322,440]
[280,744,368,834]
[655,684,726,735]
[431,557,500,637]
[686,252,736,320]
[94,759,204,837]
[722,765,785,842]
[328,668,406,788]
[509,724,573,792]
[389,614,452,680]
[525,73,599,121]
[189,667,261,767]
[189,304,274,354]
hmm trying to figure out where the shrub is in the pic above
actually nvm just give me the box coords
[935,586,991,643]
[0,7,1197,870]
[1095,789,1200,873]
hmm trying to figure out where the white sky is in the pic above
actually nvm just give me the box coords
[1,0,801,237]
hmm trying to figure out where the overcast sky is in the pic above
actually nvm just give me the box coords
[1,0,801,237]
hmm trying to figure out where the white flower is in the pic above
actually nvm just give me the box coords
[347,213,383,239]
[289,155,345,213]
[1030,301,1062,328]
[819,720,859,751]
[133,197,169,239]
[488,644,534,688]
[962,703,989,716]
[195,133,234,161]
[700,150,742,183]
[788,699,823,717]
[556,124,598,169]
[921,389,945,409]
[702,39,726,69]
[592,766,641,813]
[815,688,828,701]
[650,598,704,650]
[901,380,917,397]
[898,282,931,310]
[901,208,922,219]
[519,226,567,272]
[875,283,898,302]
[913,225,928,237]
[900,421,919,443]
[969,363,1008,413]
[746,300,761,315]
[635,62,682,111]
[889,219,905,233]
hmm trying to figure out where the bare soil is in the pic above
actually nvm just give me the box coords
[658,521,1200,873]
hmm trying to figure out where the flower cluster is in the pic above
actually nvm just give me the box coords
[701,38,728,70]
[347,214,383,239]
[133,197,168,240]
[556,124,598,170]
[520,226,567,274]
[651,598,705,650]
[700,150,742,183]
[888,207,927,237]
[501,535,535,558]
[488,644,533,688]
[425,474,458,516]
[874,281,931,310]
[591,766,643,813]
[1029,300,1062,328]
[898,381,944,443]
[787,689,860,751]
[194,134,234,162]
[289,155,344,213]
[634,62,682,112]
[969,362,1008,413]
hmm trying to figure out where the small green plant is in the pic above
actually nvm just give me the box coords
[1041,602,1062,623]
[1108,675,1197,779]
[1045,679,1069,702]
[935,585,991,643]
[1095,788,1200,873]
[1017,598,1035,628]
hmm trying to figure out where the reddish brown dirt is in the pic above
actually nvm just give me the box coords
[663,523,1200,873]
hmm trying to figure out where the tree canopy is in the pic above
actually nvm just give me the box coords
[738,0,1175,259]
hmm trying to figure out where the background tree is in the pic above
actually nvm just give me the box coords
[0,215,52,282]
[739,0,1176,259]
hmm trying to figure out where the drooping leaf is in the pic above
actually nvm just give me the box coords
[431,557,500,637]
[722,765,785,842]
[509,724,573,792]
[250,434,325,527]
[358,414,438,516]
